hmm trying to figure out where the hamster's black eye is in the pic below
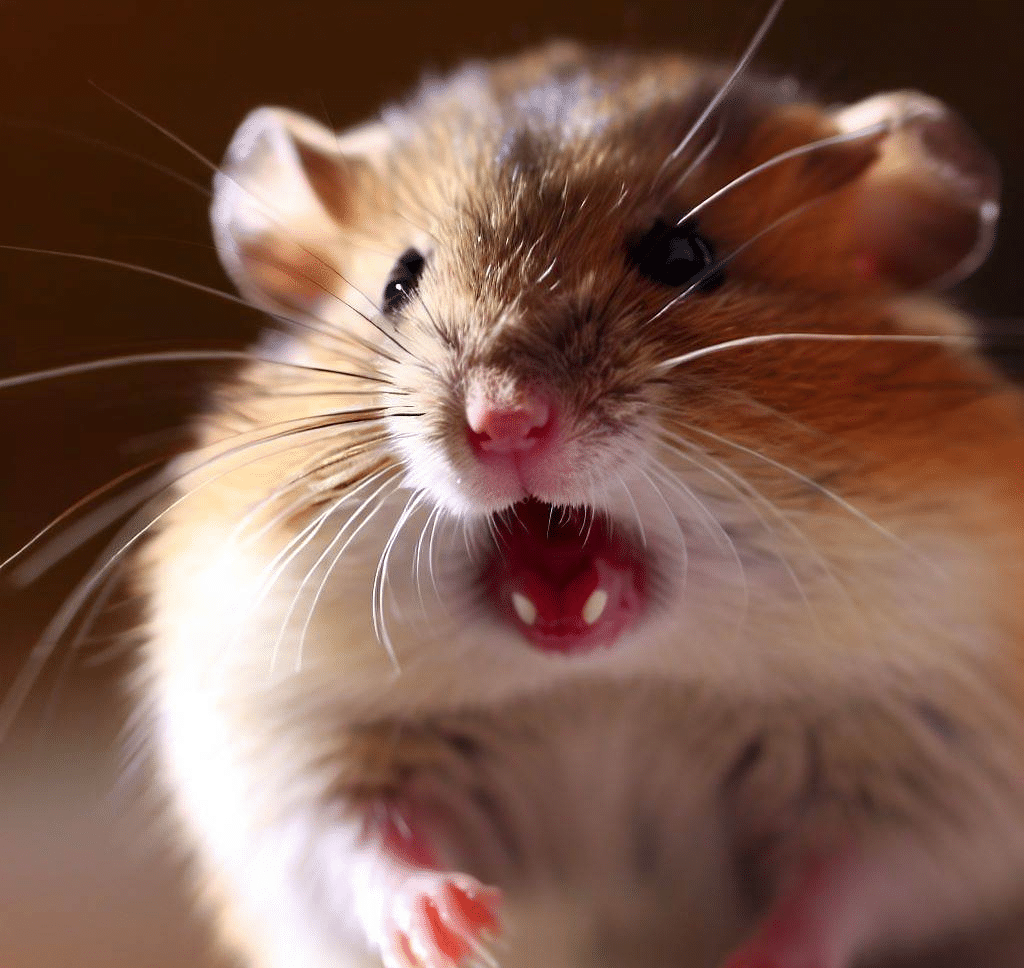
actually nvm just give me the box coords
[628,219,723,292]
[382,248,426,315]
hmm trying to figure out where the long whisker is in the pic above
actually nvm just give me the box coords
[268,470,401,662]
[632,465,690,590]
[667,118,726,196]
[655,332,971,375]
[675,419,916,556]
[661,429,880,647]
[678,120,890,227]
[658,0,786,175]
[4,408,401,580]
[89,83,377,309]
[236,485,341,578]
[373,489,426,665]
[0,342,388,393]
[711,384,831,440]
[0,242,400,368]
[0,417,396,739]
[413,503,442,614]
[656,433,826,635]
[39,561,128,725]
[1,117,211,196]
[647,459,734,555]
[646,458,751,632]
[249,386,407,400]
[228,440,391,549]
[90,84,417,360]
[9,113,428,274]
[257,468,399,673]
[4,460,168,581]
[645,176,863,327]
[428,504,448,599]
[615,472,647,550]
[646,459,735,558]
[294,473,405,672]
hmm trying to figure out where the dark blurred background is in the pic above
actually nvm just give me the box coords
[1,1,1021,966]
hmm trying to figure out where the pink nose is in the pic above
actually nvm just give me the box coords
[466,394,553,456]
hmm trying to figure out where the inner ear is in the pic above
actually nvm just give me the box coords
[210,108,382,314]
[833,91,1000,289]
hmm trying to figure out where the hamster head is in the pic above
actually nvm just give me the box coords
[207,45,1011,665]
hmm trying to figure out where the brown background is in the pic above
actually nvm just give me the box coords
[1,1,1022,966]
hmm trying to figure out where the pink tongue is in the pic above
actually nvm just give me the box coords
[486,502,646,655]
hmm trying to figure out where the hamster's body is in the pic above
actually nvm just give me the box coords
[139,43,1024,968]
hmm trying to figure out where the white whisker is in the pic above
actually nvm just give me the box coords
[658,0,787,174]
[88,84,392,326]
[255,498,362,673]
[658,432,828,635]
[676,419,916,556]
[679,120,891,227]
[668,117,726,195]
[632,465,690,590]
[0,419,389,740]
[372,490,427,665]
[0,343,389,392]
[615,472,647,550]
[3,117,211,196]
[0,241,404,366]
[655,332,970,374]
[646,458,751,634]
[6,412,392,583]
[413,503,442,614]
[263,467,401,673]
[292,472,405,672]
[646,183,855,326]
[7,468,164,584]
[229,440,392,549]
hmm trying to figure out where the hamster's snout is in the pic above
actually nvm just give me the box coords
[441,375,651,656]
[454,376,569,506]
[465,390,554,460]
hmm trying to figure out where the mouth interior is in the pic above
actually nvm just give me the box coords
[485,500,646,655]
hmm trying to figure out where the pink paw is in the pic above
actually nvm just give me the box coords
[381,872,502,968]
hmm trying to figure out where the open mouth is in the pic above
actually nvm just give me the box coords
[485,500,647,655]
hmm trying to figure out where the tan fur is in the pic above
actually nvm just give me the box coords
[139,43,1024,968]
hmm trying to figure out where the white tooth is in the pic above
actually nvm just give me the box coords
[582,588,608,625]
[512,592,537,626]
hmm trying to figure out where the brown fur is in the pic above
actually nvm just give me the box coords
[140,43,1024,968]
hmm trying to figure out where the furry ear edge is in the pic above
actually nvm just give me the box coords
[833,91,1000,290]
[210,108,382,314]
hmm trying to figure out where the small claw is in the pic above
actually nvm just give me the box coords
[445,881,501,934]
[384,873,503,968]
[463,937,501,968]
[399,930,422,968]
[420,894,472,965]
[381,928,422,968]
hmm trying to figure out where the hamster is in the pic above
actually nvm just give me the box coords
[132,37,1024,968]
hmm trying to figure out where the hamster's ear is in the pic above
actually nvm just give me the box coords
[211,108,384,314]
[834,92,1000,289]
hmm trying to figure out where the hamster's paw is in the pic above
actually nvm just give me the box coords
[381,871,502,968]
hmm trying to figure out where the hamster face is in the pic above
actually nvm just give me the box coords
[206,45,1017,678]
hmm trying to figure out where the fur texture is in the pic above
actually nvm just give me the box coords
[139,44,1024,968]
